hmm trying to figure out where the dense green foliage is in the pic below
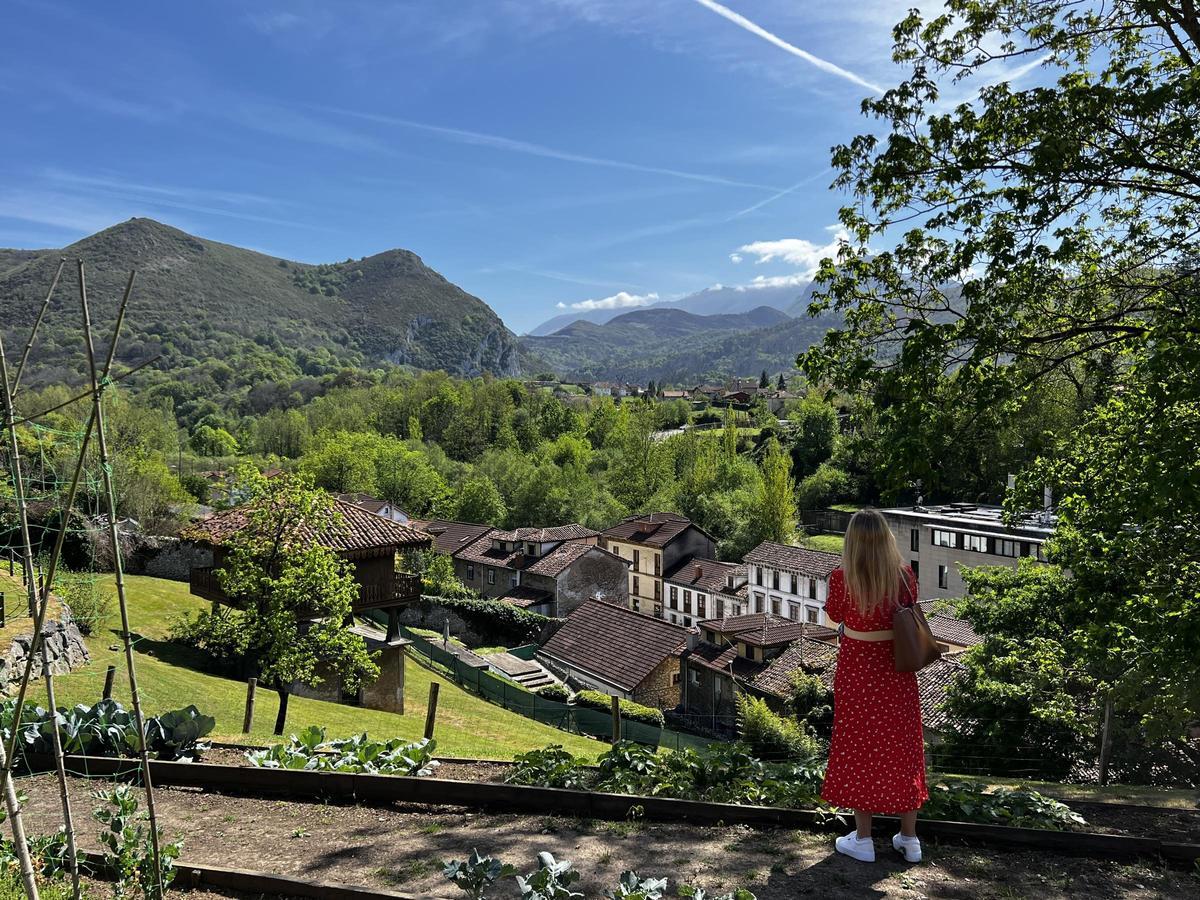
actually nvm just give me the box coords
[245,725,439,775]
[735,695,820,761]
[574,691,665,728]
[417,594,556,647]
[800,0,1200,747]
[1,698,214,761]
[92,784,181,900]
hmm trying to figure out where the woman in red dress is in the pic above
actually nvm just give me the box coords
[821,507,927,863]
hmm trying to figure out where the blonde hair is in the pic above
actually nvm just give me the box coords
[842,507,906,614]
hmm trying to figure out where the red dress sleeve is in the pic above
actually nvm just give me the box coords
[824,568,847,624]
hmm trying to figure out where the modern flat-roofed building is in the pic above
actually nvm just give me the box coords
[880,502,1054,599]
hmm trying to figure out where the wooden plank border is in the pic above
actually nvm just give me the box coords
[26,756,1200,868]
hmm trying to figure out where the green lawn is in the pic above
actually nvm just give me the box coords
[25,574,601,760]
[798,533,844,554]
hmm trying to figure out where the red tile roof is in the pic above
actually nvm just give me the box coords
[184,497,430,553]
[523,541,626,578]
[926,613,982,648]
[492,524,597,543]
[697,613,837,647]
[681,641,765,680]
[539,599,688,693]
[500,585,555,608]
[743,541,841,578]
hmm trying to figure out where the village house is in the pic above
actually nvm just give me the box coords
[451,525,628,616]
[538,598,689,708]
[415,518,495,556]
[678,613,838,727]
[182,497,431,713]
[336,492,411,524]
[662,557,748,628]
[881,502,1054,599]
[742,541,841,625]
[600,513,716,617]
[660,388,689,400]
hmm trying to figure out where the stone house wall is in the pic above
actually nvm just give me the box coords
[632,655,682,709]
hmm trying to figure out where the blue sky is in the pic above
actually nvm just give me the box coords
[0,1,1009,332]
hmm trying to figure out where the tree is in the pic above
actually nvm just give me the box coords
[453,474,508,525]
[647,379,656,398]
[794,463,852,511]
[214,468,379,734]
[786,397,838,478]
[799,0,1200,734]
[752,437,796,545]
[758,370,769,390]
[776,373,786,391]
[189,423,238,458]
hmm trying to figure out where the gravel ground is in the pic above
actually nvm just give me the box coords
[14,775,1200,900]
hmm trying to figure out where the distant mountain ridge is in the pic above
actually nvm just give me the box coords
[0,218,522,396]
[527,281,815,336]
[520,303,836,383]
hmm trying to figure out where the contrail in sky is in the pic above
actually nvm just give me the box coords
[729,167,834,219]
[691,0,886,95]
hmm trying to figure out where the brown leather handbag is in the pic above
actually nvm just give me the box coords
[893,574,942,673]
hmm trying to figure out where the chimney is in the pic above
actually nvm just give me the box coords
[694,563,702,581]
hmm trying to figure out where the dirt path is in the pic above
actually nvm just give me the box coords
[16,775,1197,899]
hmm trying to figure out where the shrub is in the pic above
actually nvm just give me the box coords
[169,607,251,675]
[419,595,556,647]
[787,671,833,738]
[575,691,664,728]
[53,572,114,636]
[736,695,819,761]
[536,683,570,703]
[923,779,1087,831]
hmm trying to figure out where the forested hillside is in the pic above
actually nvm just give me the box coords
[0,218,523,428]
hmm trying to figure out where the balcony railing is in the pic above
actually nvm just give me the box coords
[189,567,423,611]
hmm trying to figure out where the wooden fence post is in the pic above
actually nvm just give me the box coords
[611,694,622,744]
[242,678,257,734]
[1098,695,1114,786]
[424,682,440,740]
[0,591,5,628]
[102,664,116,700]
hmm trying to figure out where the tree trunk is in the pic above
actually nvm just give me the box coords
[274,686,290,736]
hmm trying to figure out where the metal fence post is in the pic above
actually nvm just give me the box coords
[611,695,622,744]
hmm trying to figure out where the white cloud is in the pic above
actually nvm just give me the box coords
[729,253,743,263]
[565,290,659,311]
[689,0,885,95]
[734,226,849,280]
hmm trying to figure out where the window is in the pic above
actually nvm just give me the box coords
[697,594,706,617]
[669,585,679,608]
[808,578,817,600]
[910,528,920,551]
[689,668,699,686]
[790,574,798,594]
[963,533,986,553]
[671,671,681,686]
[937,565,948,589]
[715,598,725,618]
[654,554,660,576]
[466,564,475,581]
[526,542,537,556]
[771,597,781,616]
[996,538,1020,558]
[683,590,692,614]
[805,607,819,624]
[632,597,641,612]
[754,592,765,613]
[683,617,692,627]
[911,560,920,580]
[611,543,621,557]
[633,575,640,596]
[788,605,799,622]
[510,573,518,587]
[654,580,661,600]
[755,566,764,586]
[633,549,640,569]
[733,604,743,616]
[487,568,496,585]
[932,529,956,548]
[772,570,779,590]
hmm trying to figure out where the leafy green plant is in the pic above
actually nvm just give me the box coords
[923,779,1087,831]
[508,746,590,790]
[678,887,756,900]
[516,852,582,900]
[536,683,571,703]
[575,692,665,728]
[607,871,668,899]
[246,728,440,776]
[168,607,251,675]
[92,785,182,899]
[736,695,819,762]
[54,571,114,636]
[144,706,216,761]
[443,850,517,899]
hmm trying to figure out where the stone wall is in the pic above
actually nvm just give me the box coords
[633,655,682,709]
[123,536,212,581]
[396,598,562,647]
[1,616,90,693]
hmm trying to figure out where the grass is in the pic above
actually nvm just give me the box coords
[797,533,844,554]
[0,571,65,644]
[23,573,602,759]
[407,626,507,656]
[947,772,1200,809]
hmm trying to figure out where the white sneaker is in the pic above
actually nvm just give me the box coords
[892,833,922,863]
[835,831,875,862]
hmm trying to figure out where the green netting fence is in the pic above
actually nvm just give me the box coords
[395,624,712,752]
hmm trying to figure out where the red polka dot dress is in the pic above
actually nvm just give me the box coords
[820,566,928,814]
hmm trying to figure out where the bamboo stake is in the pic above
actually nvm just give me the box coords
[77,262,165,896]
[0,336,43,900]
[11,257,65,398]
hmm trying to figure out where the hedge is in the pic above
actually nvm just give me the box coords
[536,683,571,702]
[420,594,561,646]
[575,690,665,728]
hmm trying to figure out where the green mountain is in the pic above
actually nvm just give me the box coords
[0,218,521,421]
[520,304,835,383]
